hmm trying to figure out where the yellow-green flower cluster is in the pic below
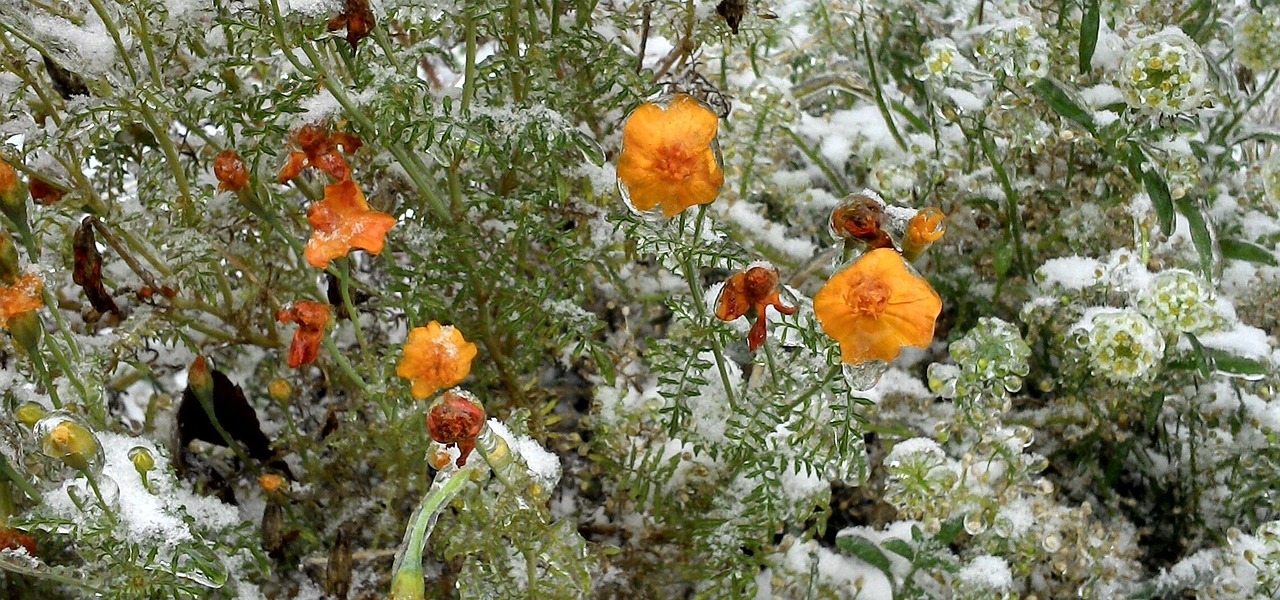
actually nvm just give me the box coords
[1079,308,1165,381]
[915,39,960,81]
[1236,8,1280,72]
[1119,27,1210,115]
[1137,269,1215,336]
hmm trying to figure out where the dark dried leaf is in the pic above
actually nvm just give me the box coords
[326,524,355,599]
[716,0,746,34]
[178,368,291,475]
[41,54,87,99]
[72,219,119,315]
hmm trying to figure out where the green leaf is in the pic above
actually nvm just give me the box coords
[1206,349,1269,380]
[1031,79,1095,133]
[836,535,895,583]
[1220,239,1278,266]
[1137,153,1175,235]
[1079,0,1100,74]
[882,539,915,560]
[1176,197,1215,281]
[1184,334,1212,379]
[935,518,965,545]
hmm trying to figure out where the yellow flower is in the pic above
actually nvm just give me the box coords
[813,248,942,364]
[396,321,479,400]
[616,94,725,217]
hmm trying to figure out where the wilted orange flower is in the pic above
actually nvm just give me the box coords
[715,265,798,351]
[278,124,362,183]
[28,177,63,205]
[902,208,945,262]
[0,528,36,557]
[813,248,942,364]
[214,149,250,192]
[304,178,396,268]
[277,301,331,368]
[0,273,43,328]
[830,193,894,250]
[616,94,725,217]
[396,321,479,400]
[425,389,486,466]
[328,0,375,50]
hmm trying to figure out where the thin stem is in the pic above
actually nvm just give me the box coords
[977,126,1029,276]
[678,207,739,410]
[461,4,478,113]
[335,258,369,353]
[84,0,140,83]
[859,16,908,153]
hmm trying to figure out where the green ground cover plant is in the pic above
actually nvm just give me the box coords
[0,0,1278,597]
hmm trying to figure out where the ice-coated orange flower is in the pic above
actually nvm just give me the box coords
[396,321,479,400]
[425,389,486,466]
[830,193,894,250]
[902,208,946,262]
[304,178,396,268]
[813,248,942,364]
[214,149,250,192]
[277,300,331,368]
[615,94,725,217]
[715,265,798,351]
[278,124,363,183]
[0,273,43,328]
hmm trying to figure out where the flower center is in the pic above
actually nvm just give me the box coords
[654,143,698,182]
[842,276,891,317]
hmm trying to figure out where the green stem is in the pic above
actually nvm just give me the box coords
[335,259,368,353]
[0,454,42,504]
[977,127,1028,276]
[461,5,478,114]
[84,0,140,84]
[322,337,369,392]
[388,466,478,600]
[80,468,118,526]
[859,19,908,152]
[678,207,739,411]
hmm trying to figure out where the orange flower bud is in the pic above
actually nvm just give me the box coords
[425,390,486,466]
[277,301,331,368]
[902,208,946,263]
[0,273,43,329]
[714,265,798,351]
[0,160,17,196]
[214,150,250,192]
[259,473,286,495]
[189,356,214,402]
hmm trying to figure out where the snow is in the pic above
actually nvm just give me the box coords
[957,555,1013,592]
[285,0,343,15]
[1197,323,1273,360]
[486,419,562,487]
[1036,256,1102,290]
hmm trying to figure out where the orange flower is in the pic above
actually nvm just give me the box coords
[277,301,331,368]
[214,150,250,192]
[0,273,43,328]
[278,124,362,183]
[616,94,725,217]
[304,178,396,268]
[813,248,942,364]
[396,321,479,399]
[902,208,945,262]
[715,265,798,351]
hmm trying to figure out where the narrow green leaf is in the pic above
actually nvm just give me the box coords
[835,535,895,582]
[1176,197,1215,280]
[1031,79,1095,132]
[1139,159,1175,235]
[1206,349,1269,379]
[1079,0,1100,74]
[1220,239,1278,266]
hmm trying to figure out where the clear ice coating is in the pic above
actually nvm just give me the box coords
[32,411,105,481]
[843,360,889,391]
[168,542,229,588]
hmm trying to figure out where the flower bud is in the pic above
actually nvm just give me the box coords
[8,310,43,356]
[128,446,155,483]
[0,233,18,285]
[902,208,945,263]
[0,161,30,236]
[259,473,286,495]
[14,402,45,428]
[830,193,894,251]
[38,416,100,473]
[213,150,250,193]
[425,389,485,466]
[268,378,293,402]
[188,356,214,403]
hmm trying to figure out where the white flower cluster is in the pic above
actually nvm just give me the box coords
[1119,27,1210,115]
[1236,8,1280,72]
[1137,269,1215,336]
[1079,308,1166,381]
[973,18,1050,84]
[916,39,961,81]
